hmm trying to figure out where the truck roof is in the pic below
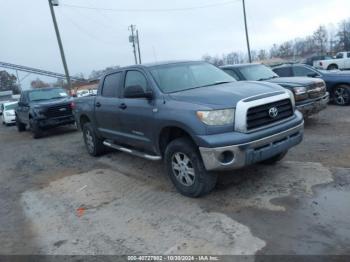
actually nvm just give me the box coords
[106,60,203,74]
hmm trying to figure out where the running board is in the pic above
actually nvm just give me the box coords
[103,140,162,161]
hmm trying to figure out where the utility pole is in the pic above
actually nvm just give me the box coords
[242,0,252,63]
[136,29,142,64]
[129,25,138,64]
[48,0,72,89]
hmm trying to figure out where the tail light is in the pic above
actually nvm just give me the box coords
[70,101,75,110]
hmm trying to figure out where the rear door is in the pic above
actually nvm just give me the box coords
[118,69,156,151]
[94,71,124,140]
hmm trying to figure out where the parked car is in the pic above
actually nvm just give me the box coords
[76,89,97,98]
[15,87,75,138]
[1,101,17,125]
[272,63,350,105]
[315,51,350,70]
[74,61,304,197]
[0,100,11,115]
[303,55,333,67]
[221,64,329,117]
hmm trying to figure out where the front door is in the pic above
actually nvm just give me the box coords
[118,70,156,152]
[94,71,124,141]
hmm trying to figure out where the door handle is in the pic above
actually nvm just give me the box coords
[119,103,127,110]
[95,102,101,107]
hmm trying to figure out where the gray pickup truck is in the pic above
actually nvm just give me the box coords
[74,61,304,197]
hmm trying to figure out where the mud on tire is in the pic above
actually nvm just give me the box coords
[83,122,106,156]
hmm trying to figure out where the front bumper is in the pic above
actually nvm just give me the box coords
[37,115,75,129]
[296,92,329,116]
[3,115,16,124]
[199,121,304,171]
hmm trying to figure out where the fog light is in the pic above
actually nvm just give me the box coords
[218,151,234,164]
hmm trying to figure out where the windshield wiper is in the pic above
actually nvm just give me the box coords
[50,96,67,99]
[200,81,233,88]
[257,76,278,81]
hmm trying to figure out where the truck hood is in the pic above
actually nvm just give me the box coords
[267,77,321,88]
[32,97,73,108]
[168,81,285,108]
[322,70,350,78]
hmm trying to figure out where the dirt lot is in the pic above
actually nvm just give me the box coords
[0,105,350,255]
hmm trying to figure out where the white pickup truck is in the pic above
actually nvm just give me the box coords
[314,51,350,70]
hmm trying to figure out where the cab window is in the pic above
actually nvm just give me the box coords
[124,70,148,92]
[292,66,315,77]
[223,69,240,80]
[101,72,122,97]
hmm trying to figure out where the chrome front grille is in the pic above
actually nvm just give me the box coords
[246,99,293,130]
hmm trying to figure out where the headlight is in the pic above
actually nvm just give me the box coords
[293,86,307,95]
[293,86,308,101]
[196,109,235,126]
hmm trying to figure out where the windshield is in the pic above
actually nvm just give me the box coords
[4,103,17,110]
[150,62,235,93]
[28,88,68,102]
[239,64,279,81]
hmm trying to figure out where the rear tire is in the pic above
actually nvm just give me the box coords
[29,119,42,139]
[16,117,26,132]
[333,85,350,106]
[327,64,338,70]
[165,138,217,197]
[82,122,106,156]
[260,151,288,165]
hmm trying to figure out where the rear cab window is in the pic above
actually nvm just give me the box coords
[101,72,122,97]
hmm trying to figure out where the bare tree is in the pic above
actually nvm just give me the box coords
[313,26,328,54]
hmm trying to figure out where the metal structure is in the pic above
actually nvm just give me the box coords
[128,25,138,64]
[136,29,142,64]
[242,0,252,63]
[48,0,72,88]
[0,61,85,82]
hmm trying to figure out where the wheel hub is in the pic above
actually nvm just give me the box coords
[171,152,195,187]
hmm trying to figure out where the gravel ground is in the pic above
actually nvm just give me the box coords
[0,105,349,255]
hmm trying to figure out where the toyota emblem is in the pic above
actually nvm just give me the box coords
[268,107,279,118]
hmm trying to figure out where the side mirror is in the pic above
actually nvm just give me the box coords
[124,85,153,99]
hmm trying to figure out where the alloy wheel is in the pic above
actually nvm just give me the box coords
[335,87,349,105]
[171,152,195,187]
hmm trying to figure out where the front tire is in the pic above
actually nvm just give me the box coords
[165,138,217,197]
[29,119,42,139]
[333,85,350,106]
[82,122,105,156]
[260,151,288,165]
[16,117,26,132]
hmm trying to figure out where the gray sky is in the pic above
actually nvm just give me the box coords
[1,0,350,87]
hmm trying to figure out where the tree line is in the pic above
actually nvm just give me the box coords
[203,19,350,66]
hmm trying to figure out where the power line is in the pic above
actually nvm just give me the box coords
[60,0,240,13]
[58,9,118,46]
